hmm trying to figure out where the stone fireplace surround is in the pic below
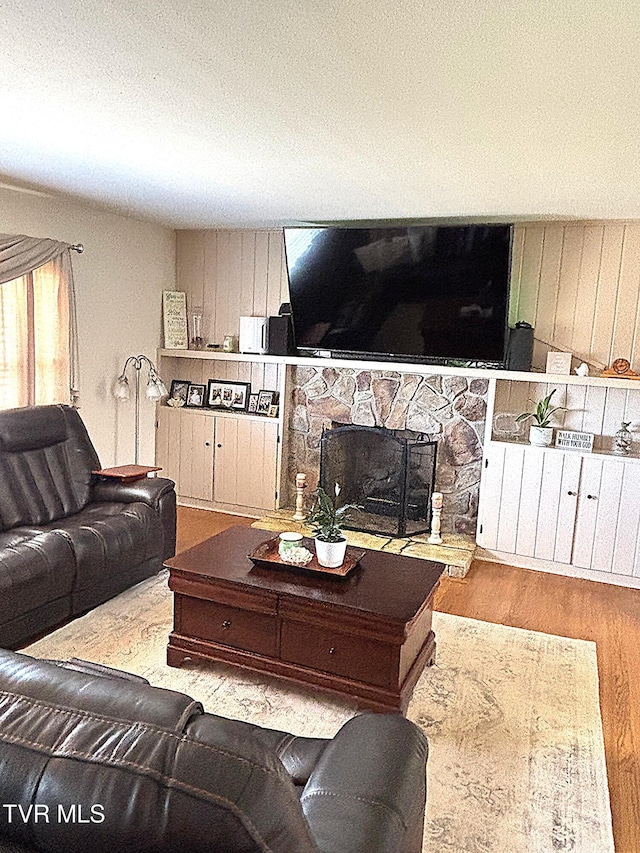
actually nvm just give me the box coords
[287,364,489,536]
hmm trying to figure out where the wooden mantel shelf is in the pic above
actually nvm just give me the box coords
[158,348,640,391]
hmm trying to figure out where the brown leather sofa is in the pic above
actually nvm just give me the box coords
[0,404,176,648]
[0,649,428,853]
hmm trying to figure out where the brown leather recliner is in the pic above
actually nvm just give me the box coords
[0,650,428,852]
[0,404,176,648]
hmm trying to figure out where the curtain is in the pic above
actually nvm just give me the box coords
[0,235,79,408]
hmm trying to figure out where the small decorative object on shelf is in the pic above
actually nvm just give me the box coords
[545,351,572,375]
[601,358,640,380]
[222,334,238,353]
[575,362,590,377]
[428,492,444,545]
[292,472,307,520]
[555,429,595,452]
[613,421,633,455]
[516,389,565,447]
[492,412,524,440]
[189,306,205,350]
[162,291,188,349]
[306,483,358,568]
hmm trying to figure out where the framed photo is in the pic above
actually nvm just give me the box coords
[207,379,250,411]
[186,383,206,408]
[168,379,190,406]
[256,390,274,415]
[247,393,259,414]
[268,404,279,418]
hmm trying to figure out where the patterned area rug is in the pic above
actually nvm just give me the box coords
[26,572,614,853]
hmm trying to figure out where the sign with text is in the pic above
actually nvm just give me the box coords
[555,429,595,452]
[163,291,188,349]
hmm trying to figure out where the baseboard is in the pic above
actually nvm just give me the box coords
[475,546,640,589]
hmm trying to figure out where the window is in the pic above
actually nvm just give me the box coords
[0,256,70,410]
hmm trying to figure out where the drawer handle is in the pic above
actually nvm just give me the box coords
[222,620,231,629]
[328,647,336,655]
[567,490,577,496]
[587,494,598,500]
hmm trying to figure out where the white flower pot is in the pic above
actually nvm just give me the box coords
[315,536,348,568]
[529,425,554,447]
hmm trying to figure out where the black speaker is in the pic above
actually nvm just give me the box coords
[267,315,293,355]
[506,322,534,371]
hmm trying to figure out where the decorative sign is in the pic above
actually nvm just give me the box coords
[546,351,572,375]
[163,291,188,349]
[555,429,594,452]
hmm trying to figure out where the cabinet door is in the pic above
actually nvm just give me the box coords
[612,463,640,577]
[214,417,279,510]
[178,413,215,501]
[155,407,181,487]
[552,454,582,564]
[476,444,506,550]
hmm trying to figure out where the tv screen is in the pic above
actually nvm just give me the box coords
[284,224,513,366]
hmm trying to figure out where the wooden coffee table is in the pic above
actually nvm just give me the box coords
[165,525,443,714]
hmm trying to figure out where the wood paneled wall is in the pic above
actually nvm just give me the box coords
[511,223,640,372]
[176,230,289,344]
[177,221,640,374]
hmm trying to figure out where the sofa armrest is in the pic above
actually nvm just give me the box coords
[300,715,427,853]
[91,476,175,509]
[91,477,177,560]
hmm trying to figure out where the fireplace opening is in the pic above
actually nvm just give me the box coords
[319,424,437,538]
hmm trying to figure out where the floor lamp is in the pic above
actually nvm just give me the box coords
[114,355,167,464]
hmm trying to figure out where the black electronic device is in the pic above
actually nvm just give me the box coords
[267,315,294,356]
[284,224,513,366]
[506,321,534,371]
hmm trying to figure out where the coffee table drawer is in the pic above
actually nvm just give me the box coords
[178,597,277,656]
[280,620,392,688]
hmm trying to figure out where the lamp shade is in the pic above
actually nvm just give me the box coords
[114,375,130,399]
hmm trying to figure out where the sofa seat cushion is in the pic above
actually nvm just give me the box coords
[0,530,75,622]
[36,502,163,593]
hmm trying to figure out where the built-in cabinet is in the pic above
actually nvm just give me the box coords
[478,443,640,580]
[156,406,280,514]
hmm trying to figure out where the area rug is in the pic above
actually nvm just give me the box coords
[25,572,614,853]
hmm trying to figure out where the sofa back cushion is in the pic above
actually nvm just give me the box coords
[0,651,318,853]
[0,405,100,531]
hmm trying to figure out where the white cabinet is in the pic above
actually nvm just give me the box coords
[156,407,279,513]
[477,443,640,579]
[213,416,279,510]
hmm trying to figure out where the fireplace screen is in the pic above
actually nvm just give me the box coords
[320,425,437,538]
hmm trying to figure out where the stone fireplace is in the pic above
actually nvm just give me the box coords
[287,365,488,535]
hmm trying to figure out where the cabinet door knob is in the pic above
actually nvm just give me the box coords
[328,647,336,655]
[222,620,231,629]
[205,441,210,446]
[217,443,222,448]
[587,494,598,500]
[567,490,577,496]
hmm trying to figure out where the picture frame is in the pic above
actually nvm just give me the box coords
[545,351,572,375]
[555,429,595,452]
[247,393,259,414]
[168,379,190,407]
[207,379,250,411]
[256,390,274,415]
[185,383,206,408]
[268,404,279,418]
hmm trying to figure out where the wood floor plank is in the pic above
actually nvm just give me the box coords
[177,507,640,852]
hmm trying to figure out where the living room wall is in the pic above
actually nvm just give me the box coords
[1,187,175,466]
[177,222,640,375]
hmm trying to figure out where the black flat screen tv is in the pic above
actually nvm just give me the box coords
[284,224,513,366]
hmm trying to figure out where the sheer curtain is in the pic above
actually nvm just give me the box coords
[0,235,79,410]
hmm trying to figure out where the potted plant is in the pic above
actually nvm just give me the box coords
[306,483,357,568]
[515,389,565,446]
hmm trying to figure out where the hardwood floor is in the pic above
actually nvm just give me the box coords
[177,506,640,853]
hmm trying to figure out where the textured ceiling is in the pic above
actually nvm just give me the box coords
[1,1,640,228]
